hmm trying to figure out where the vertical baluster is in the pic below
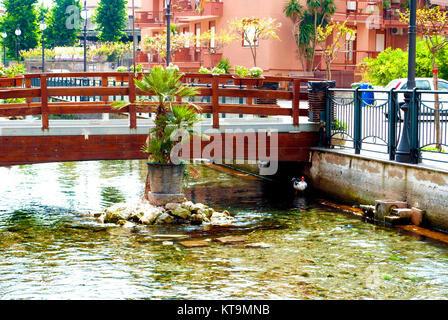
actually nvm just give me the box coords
[292,79,300,126]
[212,75,219,128]
[129,73,137,129]
[41,74,49,130]
[354,87,362,154]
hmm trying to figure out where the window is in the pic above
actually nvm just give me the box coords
[438,81,448,90]
[402,80,431,90]
[209,21,216,48]
[243,25,258,47]
[345,31,356,65]
[195,23,201,48]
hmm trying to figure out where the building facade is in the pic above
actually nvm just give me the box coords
[135,0,440,83]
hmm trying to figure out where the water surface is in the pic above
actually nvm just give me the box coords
[0,160,447,299]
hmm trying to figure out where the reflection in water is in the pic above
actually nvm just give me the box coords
[0,160,448,299]
[101,187,126,207]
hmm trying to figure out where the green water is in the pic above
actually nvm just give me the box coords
[0,160,447,299]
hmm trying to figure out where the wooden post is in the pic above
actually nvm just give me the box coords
[292,79,300,126]
[102,76,109,121]
[247,84,253,105]
[41,74,49,130]
[129,73,137,129]
[25,76,32,104]
[212,74,219,128]
[101,76,108,102]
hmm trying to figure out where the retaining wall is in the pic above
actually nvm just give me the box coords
[309,148,448,232]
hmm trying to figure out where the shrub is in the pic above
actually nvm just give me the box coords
[249,67,263,78]
[235,65,249,78]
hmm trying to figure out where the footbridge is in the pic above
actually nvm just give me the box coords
[0,72,320,166]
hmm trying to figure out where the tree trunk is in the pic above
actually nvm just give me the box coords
[142,168,151,201]
[433,57,441,151]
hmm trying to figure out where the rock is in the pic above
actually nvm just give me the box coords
[198,208,214,218]
[162,241,174,246]
[244,242,272,249]
[121,221,135,228]
[155,212,175,224]
[165,202,181,211]
[215,236,247,244]
[117,219,127,225]
[179,240,211,248]
[104,203,134,223]
[189,203,208,214]
[171,206,191,220]
[152,234,189,241]
[139,207,163,225]
[181,201,195,211]
[190,213,205,224]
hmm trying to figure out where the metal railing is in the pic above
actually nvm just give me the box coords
[325,87,448,164]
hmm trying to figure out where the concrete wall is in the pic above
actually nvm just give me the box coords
[309,149,448,232]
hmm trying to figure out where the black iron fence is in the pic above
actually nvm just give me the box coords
[324,87,448,164]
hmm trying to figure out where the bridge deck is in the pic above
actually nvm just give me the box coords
[0,117,319,166]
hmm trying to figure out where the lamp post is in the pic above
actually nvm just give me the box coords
[81,2,91,72]
[132,0,136,73]
[1,32,6,66]
[39,19,47,72]
[165,0,172,66]
[396,0,416,163]
[15,27,21,62]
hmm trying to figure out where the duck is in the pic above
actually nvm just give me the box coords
[292,177,307,194]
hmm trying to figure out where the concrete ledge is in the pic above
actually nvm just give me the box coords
[310,148,448,232]
[0,118,320,137]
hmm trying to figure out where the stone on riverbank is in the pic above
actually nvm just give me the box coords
[99,199,234,226]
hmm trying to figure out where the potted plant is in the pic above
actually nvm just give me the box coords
[130,64,144,80]
[115,66,129,82]
[112,65,204,204]
[232,65,264,87]
[0,64,26,87]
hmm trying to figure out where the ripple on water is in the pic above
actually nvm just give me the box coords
[1,160,448,299]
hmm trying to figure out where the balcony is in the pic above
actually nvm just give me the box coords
[171,0,223,22]
[135,11,165,28]
[334,0,408,29]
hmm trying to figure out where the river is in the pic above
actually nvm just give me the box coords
[0,160,447,299]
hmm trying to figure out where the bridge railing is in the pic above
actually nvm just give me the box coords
[0,72,314,130]
[325,87,448,164]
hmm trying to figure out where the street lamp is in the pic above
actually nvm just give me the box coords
[132,0,136,73]
[396,0,417,163]
[165,0,173,66]
[81,2,91,72]
[15,27,21,61]
[1,32,6,66]
[39,19,47,72]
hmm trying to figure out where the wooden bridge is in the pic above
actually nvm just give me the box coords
[0,72,320,167]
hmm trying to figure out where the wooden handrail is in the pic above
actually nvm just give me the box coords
[0,72,318,130]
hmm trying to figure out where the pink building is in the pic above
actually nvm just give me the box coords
[135,0,436,82]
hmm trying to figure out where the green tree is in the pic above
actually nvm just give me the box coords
[284,0,335,72]
[1,0,39,59]
[46,0,82,47]
[94,0,128,42]
[358,37,448,86]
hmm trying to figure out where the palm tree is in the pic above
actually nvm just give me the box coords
[284,0,335,72]
[113,65,203,200]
